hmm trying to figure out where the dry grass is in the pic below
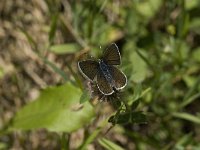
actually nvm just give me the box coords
[0,1,64,149]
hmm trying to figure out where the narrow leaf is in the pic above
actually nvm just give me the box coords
[49,13,59,44]
[20,27,37,50]
[173,112,200,124]
[79,127,101,150]
[98,138,124,150]
[43,58,68,81]
[80,90,90,104]
[131,99,140,110]
[49,43,79,54]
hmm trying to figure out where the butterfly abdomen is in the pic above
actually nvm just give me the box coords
[99,61,113,85]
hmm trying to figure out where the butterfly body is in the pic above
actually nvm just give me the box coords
[99,60,113,85]
[78,43,127,95]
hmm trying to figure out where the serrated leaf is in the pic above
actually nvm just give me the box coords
[108,112,130,125]
[9,82,95,132]
[49,43,79,54]
[130,111,147,124]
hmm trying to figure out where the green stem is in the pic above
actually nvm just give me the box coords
[61,133,70,150]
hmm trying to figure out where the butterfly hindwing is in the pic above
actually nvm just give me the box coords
[78,60,99,81]
[97,69,114,95]
[102,43,121,65]
[109,65,127,90]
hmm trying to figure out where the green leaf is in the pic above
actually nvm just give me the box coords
[49,13,59,44]
[108,115,115,124]
[9,82,95,132]
[135,0,163,19]
[109,111,147,125]
[129,50,148,83]
[181,93,200,108]
[0,142,7,150]
[79,118,108,150]
[185,0,199,10]
[181,77,200,108]
[130,111,147,124]
[79,127,101,150]
[133,84,142,101]
[189,18,200,33]
[130,85,151,106]
[173,112,200,124]
[131,99,140,110]
[140,87,151,98]
[183,75,197,88]
[108,112,130,125]
[98,138,125,150]
[175,133,193,148]
[49,43,80,54]
[80,90,90,104]
[192,47,200,62]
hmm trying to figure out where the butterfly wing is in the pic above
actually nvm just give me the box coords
[109,66,127,90]
[97,70,114,95]
[102,43,121,65]
[78,60,98,81]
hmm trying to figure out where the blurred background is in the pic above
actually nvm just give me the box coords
[1,0,200,149]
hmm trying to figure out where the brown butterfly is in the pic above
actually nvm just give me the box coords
[78,43,127,95]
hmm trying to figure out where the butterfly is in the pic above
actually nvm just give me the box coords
[78,43,127,95]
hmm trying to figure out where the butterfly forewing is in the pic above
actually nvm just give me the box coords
[78,60,98,81]
[109,66,127,90]
[102,43,121,65]
[97,70,114,95]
